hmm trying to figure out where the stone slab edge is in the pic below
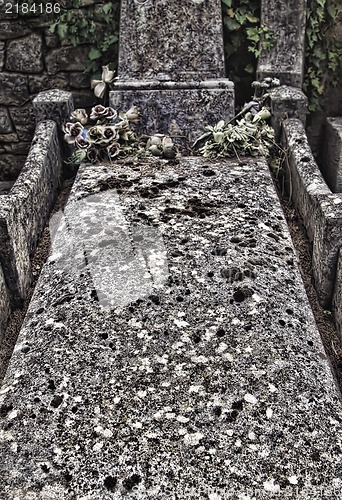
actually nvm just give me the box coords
[323,117,342,192]
[0,261,10,342]
[0,158,342,498]
[269,86,308,141]
[0,120,62,305]
[282,118,342,307]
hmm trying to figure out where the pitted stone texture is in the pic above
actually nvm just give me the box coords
[1,158,342,498]
[0,107,13,134]
[0,121,62,305]
[0,261,10,341]
[257,0,307,87]
[282,118,342,307]
[0,73,29,107]
[323,117,342,193]
[118,0,225,81]
[333,250,342,340]
[110,83,235,148]
[0,20,30,39]
[45,46,91,76]
[5,33,43,73]
[269,86,308,140]
[33,90,74,129]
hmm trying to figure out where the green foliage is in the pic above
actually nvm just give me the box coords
[50,0,120,73]
[221,0,274,83]
[304,0,342,111]
[195,78,285,174]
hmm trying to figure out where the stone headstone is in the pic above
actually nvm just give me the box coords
[257,0,307,87]
[110,0,234,147]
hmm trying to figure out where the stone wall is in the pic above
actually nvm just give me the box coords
[0,0,109,180]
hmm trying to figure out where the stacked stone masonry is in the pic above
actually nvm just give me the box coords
[0,0,104,180]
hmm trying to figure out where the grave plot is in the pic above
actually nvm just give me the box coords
[0,158,341,498]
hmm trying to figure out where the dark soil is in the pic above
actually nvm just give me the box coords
[1,173,342,393]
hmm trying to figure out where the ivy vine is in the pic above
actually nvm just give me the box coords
[221,0,274,94]
[50,0,120,74]
[304,0,342,111]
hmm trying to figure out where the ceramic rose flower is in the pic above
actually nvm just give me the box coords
[63,122,84,144]
[70,109,88,125]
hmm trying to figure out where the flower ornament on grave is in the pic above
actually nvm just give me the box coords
[91,66,115,99]
[63,122,84,144]
[70,108,88,125]
[90,105,117,122]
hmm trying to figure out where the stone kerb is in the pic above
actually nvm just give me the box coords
[0,261,10,342]
[257,0,307,87]
[323,117,342,192]
[269,86,308,140]
[0,120,62,306]
[282,118,342,307]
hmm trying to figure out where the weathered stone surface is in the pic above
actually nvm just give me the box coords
[0,121,62,305]
[45,46,90,75]
[9,104,35,141]
[0,0,18,19]
[5,33,43,73]
[0,48,4,71]
[0,181,14,194]
[110,81,235,149]
[28,73,70,94]
[282,118,342,307]
[0,261,10,342]
[69,72,91,89]
[323,117,342,193]
[0,73,29,106]
[4,142,31,155]
[333,249,342,340]
[118,0,225,81]
[1,158,342,497]
[33,90,74,129]
[0,132,18,143]
[44,29,60,49]
[269,85,308,140]
[0,107,13,134]
[72,90,97,110]
[0,21,30,39]
[0,154,25,181]
[257,0,307,87]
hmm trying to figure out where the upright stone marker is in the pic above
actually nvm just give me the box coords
[257,0,307,87]
[110,0,234,146]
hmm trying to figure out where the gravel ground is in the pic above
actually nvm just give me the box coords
[1,173,342,393]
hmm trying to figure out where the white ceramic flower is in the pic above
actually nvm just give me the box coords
[91,66,115,99]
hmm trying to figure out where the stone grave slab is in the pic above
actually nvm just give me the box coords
[0,158,342,498]
[257,0,307,87]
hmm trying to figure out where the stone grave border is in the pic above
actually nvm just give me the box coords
[0,90,73,340]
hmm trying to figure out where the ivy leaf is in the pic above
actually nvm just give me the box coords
[102,2,113,15]
[57,23,68,39]
[244,63,254,74]
[224,17,240,30]
[221,0,232,7]
[246,14,259,23]
[88,47,102,60]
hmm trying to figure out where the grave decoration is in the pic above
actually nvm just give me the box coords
[63,102,177,166]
